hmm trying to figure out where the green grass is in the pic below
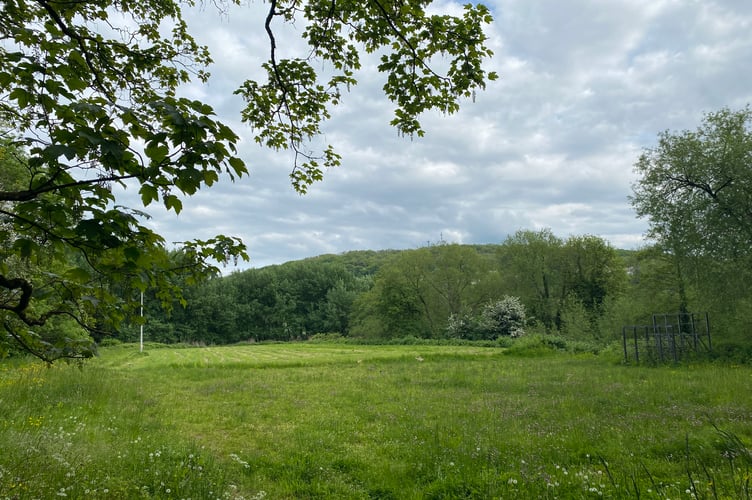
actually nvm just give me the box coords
[1,343,751,498]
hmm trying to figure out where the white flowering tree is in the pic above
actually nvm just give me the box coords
[446,296,527,340]
[480,296,526,338]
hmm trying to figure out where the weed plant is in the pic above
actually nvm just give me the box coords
[1,343,751,498]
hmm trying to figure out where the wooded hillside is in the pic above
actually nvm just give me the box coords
[113,229,751,360]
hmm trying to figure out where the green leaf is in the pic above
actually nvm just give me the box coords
[145,142,170,164]
[164,194,183,213]
[123,246,141,262]
[68,50,87,69]
[227,156,247,176]
[140,184,159,206]
[13,238,37,259]
[43,144,77,161]
[64,267,92,282]
[9,87,30,108]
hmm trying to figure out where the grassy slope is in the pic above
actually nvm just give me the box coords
[1,343,751,499]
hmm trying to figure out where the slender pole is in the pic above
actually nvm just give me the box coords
[140,291,144,352]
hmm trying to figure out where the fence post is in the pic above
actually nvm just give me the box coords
[690,313,698,349]
[705,312,712,351]
[669,324,678,362]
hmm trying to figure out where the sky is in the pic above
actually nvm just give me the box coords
[122,0,752,270]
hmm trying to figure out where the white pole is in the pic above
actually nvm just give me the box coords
[140,290,144,352]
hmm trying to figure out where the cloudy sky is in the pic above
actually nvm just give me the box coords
[125,0,752,270]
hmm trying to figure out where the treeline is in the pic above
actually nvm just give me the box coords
[113,228,748,355]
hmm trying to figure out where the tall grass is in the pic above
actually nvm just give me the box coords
[1,343,750,498]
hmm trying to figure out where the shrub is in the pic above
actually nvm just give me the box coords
[98,338,123,347]
[446,313,484,340]
[445,296,527,340]
[481,296,526,338]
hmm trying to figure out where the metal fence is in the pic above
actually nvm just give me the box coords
[622,312,711,363]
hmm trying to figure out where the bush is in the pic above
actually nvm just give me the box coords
[504,334,603,357]
[445,313,485,340]
[97,338,123,347]
[445,296,527,340]
[481,296,526,338]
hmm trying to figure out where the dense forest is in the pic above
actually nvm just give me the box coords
[114,228,751,360]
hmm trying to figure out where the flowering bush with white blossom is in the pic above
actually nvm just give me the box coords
[481,296,527,337]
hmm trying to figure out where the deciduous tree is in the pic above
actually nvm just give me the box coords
[0,0,497,361]
[631,107,752,262]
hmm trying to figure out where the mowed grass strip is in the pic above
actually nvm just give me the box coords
[1,344,751,499]
[96,343,499,370]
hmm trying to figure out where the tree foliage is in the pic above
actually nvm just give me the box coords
[497,229,563,330]
[496,230,626,332]
[350,244,491,338]
[118,239,670,347]
[120,258,369,343]
[238,0,497,190]
[631,107,752,262]
[0,0,497,361]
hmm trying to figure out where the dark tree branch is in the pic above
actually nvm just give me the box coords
[265,0,282,90]
[368,0,447,83]
[0,172,138,202]
[0,275,34,317]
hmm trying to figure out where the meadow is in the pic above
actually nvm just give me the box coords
[1,342,750,499]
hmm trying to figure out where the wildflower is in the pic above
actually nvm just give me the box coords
[229,453,250,469]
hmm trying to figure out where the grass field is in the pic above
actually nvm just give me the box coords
[1,342,751,499]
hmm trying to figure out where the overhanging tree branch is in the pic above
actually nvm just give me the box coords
[0,172,139,202]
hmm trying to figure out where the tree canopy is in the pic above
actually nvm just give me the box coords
[631,107,752,262]
[0,0,497,361]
